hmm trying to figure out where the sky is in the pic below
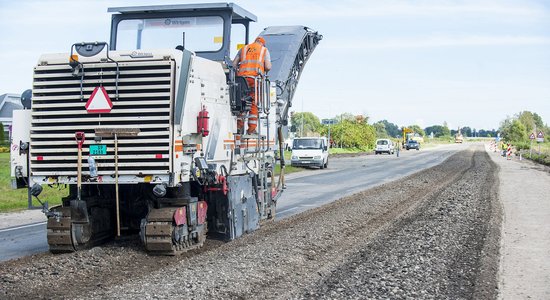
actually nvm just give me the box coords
[0,0,549,130]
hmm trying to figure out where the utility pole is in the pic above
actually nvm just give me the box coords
[328,120,331,147]
[300,99,304,137]
[531,125,536,157]
[340,114,343,148]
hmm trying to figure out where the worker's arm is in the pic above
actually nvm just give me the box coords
[264,49,272,72]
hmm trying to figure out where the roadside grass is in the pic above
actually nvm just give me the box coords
[0,153,67,212]
[329,147,368,154]
[523,142,550,166]
[422,139,453,149]
[274,150,302,175]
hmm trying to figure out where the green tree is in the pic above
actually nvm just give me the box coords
[442,123,451,137]
[377,120,400,137]
[408,125,425,137]
[373,122,389,138]
[517,111,537,133]
[338,113,358,122]
[461,126,472,137]
[501,119,527,142]
[291,112,321,137]
[424,125,450,138]
[499,111,548,142]
[517,111,546,137]
[330,119,376,149]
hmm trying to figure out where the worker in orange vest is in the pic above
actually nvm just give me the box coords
[232,36,272,135]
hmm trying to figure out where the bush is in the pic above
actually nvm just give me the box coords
[0,146,9,153]
[527,153,550,166]
[327,120,376,150]
[514,141,531,151]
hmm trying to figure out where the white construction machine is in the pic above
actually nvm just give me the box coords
[10,3,321,255]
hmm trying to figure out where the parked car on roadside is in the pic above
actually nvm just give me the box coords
[290,137,329,169]
[405,140,420,150]
[375,139,395,155]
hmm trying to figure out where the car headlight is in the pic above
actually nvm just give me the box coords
[291,156,298,160]
[314,155,321,159]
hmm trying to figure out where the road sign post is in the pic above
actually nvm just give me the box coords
[322,119,337,148]
[529,132,535,157]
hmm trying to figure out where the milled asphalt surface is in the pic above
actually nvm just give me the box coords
[1,143,549,300]
[485,145,550,299]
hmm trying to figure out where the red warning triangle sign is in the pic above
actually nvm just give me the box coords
[85,86,113,113]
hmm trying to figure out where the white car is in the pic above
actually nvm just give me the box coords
[290,137,329,169]
[375,139,395,155]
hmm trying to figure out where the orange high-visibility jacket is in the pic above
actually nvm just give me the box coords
[237,42,267,77]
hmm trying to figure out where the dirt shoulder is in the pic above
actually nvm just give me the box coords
[485,145,550,299]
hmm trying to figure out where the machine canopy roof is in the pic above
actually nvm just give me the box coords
[108,2,257,22]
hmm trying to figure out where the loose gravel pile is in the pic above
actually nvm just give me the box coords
[0,145,500,299]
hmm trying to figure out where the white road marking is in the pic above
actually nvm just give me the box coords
[277,207,300,214]
[0,222,46,233]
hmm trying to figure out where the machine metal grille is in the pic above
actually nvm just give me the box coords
[30,60,174,177]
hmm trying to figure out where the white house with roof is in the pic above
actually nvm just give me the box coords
[0,93,23,141]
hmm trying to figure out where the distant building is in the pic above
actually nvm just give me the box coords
[0,93,23,141]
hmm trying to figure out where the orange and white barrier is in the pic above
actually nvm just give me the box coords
[506,145,512,160]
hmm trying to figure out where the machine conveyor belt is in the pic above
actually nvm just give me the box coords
[258,26,322,123]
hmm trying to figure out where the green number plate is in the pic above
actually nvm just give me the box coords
[89,144,107,155]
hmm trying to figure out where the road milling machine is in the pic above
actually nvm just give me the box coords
[10,3,321,255]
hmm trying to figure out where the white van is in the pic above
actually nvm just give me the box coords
[290,137,329,169]
[375,139,395,155]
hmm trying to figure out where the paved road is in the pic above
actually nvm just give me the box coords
[0,222,48,262]
[0,144,465,262]
[277,143,465,218]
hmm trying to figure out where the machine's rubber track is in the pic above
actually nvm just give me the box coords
[46,206,112,253]
[143,207,206,256]
[46,207,75,253]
